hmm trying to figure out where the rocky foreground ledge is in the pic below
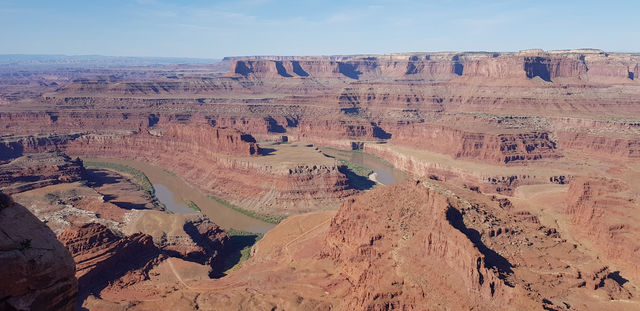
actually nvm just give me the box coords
[0,193,77,310]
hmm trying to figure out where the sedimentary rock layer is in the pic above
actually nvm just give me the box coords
[322,181,515,310]
[58,223,160,295]
[0,124,354,216]
[565,177,640,282]
[226,50,639,82]
[0,151,85,194]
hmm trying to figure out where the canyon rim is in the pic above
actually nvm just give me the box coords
[1,1,640,310]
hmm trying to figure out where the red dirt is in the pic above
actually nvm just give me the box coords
[1,50,639,310]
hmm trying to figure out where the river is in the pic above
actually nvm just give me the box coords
[153,184,193,214]
[82,157,275,234]
[319,148,408,185]
[83,150,405,234]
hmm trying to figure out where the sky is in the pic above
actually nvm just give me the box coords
[0,0,638,59]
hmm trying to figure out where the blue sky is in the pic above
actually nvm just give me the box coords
[0,0,637,58]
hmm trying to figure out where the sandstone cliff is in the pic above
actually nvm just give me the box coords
[0,193,78,310]
[322,181,516,310]
[58,223,161,297]
[565,177,640,283]
[226,51,639,82]
[123,211,230,273]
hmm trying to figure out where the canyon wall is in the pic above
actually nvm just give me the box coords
[565,177,640,282]
[557,131,640,159]
[385,122,559,164]
[63,128,352,215]
[58,223,161,297]
[226,50,639,82]
[0,124,354,216]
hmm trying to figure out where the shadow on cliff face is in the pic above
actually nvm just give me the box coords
[84,168,150,210]
[182,220,228,277]
[258,147,276,156]
[234,61,253,76]
[111,201,149,210]
[0,142,24,161]
[446,206,514,279]
[214,230,262,278]
[604,271,629,287]
[454,62,464,75]
[275,61,293,77]
[338,62,362,79]
[337,164,376,191]
[524,57,552,82]
[292,61,309,77]
[85,168,120,187]
[265,117,286,133]
[147,114,159,127]
[285,117,299,127]
[372,124,392,140]
[240,133,257,143]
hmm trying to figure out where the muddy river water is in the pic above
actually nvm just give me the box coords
[152,184,193,214]
[83,150,406,234]
[82,157,275,234]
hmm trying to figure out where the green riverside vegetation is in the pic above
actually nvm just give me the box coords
[83,160,165,210]
[185,200,201,212]
[337,159,372,177]
[208,195,284,224]
[84,161,154,194]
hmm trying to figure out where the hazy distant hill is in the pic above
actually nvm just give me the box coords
[0,54,220,68]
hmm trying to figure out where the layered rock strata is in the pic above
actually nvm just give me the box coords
[0,151,85,194]
[58,223,160,297]
[0,124,354,216]
[565,177,640,282]
[226,50,639,82]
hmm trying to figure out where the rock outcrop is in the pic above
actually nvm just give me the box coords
[58,223,160,297]
[387,123,559,164]
[322,181,516,310]
[558,131,640,159]
[58,215,232,306]
[124,211,230,273]
[0,193,78,310]
[0,151,85,194]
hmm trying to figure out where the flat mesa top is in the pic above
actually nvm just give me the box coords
[245,142,337,167]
